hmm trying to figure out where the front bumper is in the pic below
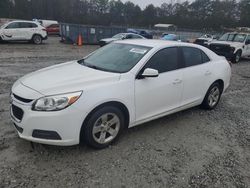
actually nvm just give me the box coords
[42,35,48,40]
[10,94,84,146]
[209,44,235,59]
[213,51,234,59]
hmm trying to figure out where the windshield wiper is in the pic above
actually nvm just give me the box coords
[78,59,108,72]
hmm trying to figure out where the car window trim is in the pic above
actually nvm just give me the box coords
[136,46,184,79]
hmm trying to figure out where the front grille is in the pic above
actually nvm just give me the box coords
[12,104,24,121]
[13,93,33,103]
[209,44,231,54]
[194,39,207,45]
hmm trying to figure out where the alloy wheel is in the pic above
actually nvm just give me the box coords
[208,86,220,107]
[92,113,120,144]
[34,36,42,44]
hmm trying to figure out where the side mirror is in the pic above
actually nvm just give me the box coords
[245,39,250,45]
[141,68,159,78]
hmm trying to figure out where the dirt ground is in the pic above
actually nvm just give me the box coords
[0,37,250,188]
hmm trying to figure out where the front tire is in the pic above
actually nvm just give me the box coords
[232,50,241,63]
[82,106,125,149]
[201,82,222,110]
[32,35,42,45]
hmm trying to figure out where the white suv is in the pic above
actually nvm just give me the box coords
[209,32,250,63]
[10,40,231,148]
[0,21,47,44]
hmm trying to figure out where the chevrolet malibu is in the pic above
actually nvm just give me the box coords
[10,40,231,148]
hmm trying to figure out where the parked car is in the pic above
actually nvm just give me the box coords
[46,23,60,35]
[99,33,145,46]
[127,28,153,39]
[161,33,189,42]
[209,32,250,63]
[194,34,217,47]
[10,40,231,148]
[161,33,179,41]
[0,20,47,44]
[32,19,58,28]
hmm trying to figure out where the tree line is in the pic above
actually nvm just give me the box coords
[1,0,250,30]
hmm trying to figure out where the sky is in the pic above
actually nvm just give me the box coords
[121,0,168,8]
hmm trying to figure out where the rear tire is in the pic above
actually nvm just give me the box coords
[232,50,241,63]
[201,82,222,110]
[81,106,125,149]
[32,35,42,45]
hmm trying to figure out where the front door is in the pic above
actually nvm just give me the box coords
[135,47,184,122]
[2,22,21,41]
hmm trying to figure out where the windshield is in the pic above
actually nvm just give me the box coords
[219,33,246,42]
[112,34,125,39]
[78,43,151,73]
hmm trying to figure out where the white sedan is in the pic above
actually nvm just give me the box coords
[10,40,231,148]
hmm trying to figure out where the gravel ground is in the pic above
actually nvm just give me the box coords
[0,37,250,188]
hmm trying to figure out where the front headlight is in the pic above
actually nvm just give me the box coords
[32,91,82,111]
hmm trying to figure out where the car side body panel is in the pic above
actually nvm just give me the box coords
[10,40,231,146]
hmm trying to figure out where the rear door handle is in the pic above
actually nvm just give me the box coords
[205,71,212,76]
[173,79,182,85]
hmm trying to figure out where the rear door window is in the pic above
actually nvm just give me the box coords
[182,47,204,67]
[19,22,38,28]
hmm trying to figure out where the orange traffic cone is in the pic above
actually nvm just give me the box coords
[77,34,83,46]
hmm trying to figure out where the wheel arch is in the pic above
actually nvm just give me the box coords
[214,79,224,92]
[201,79,224,109]
[31,33,43,39]
[79,101,130,143]
[235,48,242,55]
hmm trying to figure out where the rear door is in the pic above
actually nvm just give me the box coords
[180,47,212,106]
[135,47,184,122]
[19,22,37,40]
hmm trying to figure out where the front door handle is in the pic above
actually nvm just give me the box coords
[173,79,182,85]
[205,71,212,76]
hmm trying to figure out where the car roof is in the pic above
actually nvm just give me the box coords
[115,39,221,60]
[9,20,38,24]
[115,39,188,48]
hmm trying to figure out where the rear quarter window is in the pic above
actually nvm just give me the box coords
[201,51,210,63]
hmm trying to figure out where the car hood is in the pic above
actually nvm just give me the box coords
[210,40,243,48]
[100,38,119,43]
[19,61,121,96]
